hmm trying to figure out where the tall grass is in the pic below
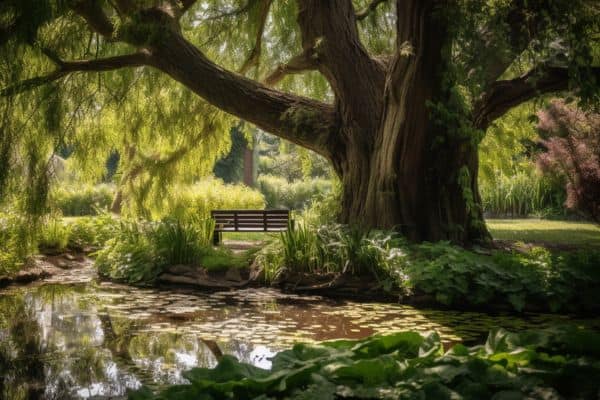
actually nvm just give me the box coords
[257,175,332,210]
[38,218,71,253]
[260,223,408,281]
[480,172,561,217]
[95,216,243,284]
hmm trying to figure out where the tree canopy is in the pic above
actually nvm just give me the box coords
[0,0,598,242]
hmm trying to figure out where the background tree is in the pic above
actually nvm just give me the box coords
[536,99,600,222]
[0,0,599,244]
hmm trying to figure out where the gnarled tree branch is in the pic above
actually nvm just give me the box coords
[473,66,600,129]
[71,0,115,37]
[150,33,337,159]
[264,48,318,86]
[1,52,150,97]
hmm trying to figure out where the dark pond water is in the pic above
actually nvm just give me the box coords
[1,266,599,399]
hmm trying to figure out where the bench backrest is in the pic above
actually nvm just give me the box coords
[211,209,291,232]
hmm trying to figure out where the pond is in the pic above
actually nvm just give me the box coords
[1,266,599,399]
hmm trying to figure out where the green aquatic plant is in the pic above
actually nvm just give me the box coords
[130,326,600,400]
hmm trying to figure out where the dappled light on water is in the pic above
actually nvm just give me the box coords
[1,272,599,399]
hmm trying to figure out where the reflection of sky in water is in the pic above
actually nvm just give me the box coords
[1,276,600,399]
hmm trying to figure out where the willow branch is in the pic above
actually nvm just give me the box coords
[1,52,150,97]
[238,0,272,75]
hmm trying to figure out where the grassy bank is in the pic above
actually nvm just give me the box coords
[487,219,600,248]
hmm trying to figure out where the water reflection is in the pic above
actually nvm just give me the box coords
[1,279,599,399]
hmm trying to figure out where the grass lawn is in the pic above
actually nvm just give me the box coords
[487,218,600,248]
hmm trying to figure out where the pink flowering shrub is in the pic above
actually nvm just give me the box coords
[536,100,600,222]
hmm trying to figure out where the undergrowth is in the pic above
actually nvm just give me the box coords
[95,218,249,284]
[131,326,600,400]
[258,224,600,312]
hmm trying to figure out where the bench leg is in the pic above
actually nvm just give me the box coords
[213,231,221,246]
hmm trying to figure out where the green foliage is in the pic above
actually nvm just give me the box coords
[301,180,342,227]
[95,217,246,284]
[260,224,600,312]
[160,178,265,221]
[50,184,114,216]
[257,175,332,210]
[94,220,160,285]
[131,326,600,400]
[0,210,36,275]
[403,242,600,312]
[480,171,562,217]
[260,224,407,284]
[479,103,567,217]
[153,219,212,266]
[66,213,120,250]
[37,217,70,253]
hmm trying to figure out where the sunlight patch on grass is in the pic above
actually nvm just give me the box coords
[487,219,600,247]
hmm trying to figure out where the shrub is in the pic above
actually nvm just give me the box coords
[301,179,342,226]
[154,219,211,266]
[131,327,600,400]
[260,224,408,284]
[95,217,247,284]
[257,175,332,210]
[38,218,71,253]
[164,178,265,220]
[536,99,600,222]
[94,220,161,284]
[66,213,120,250]
[50,184,114,216]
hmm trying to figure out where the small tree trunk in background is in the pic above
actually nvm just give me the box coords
[243,146,254,187]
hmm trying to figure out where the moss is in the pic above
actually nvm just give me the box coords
[280,105,322,139]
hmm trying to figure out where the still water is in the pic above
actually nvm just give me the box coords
[1,266,599,399]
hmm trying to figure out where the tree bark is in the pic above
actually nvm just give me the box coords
[335,0,490,244]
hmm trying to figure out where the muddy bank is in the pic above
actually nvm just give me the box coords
[0,253,92,287]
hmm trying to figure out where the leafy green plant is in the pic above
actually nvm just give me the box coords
[67,213,120,250]
[94,216,247,283]
[260,224,600,312]
[154,219,207,266]
[94,220,162,284]
[131,326,600,400]
[37,218,71,253]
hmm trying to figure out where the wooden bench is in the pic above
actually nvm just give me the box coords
[211,209,293,245]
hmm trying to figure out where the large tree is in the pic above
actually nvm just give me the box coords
[0,0,599,244]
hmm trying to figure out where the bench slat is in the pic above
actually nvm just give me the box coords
[211,210,292,243]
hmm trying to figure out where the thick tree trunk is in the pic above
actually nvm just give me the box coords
[338,136,488,244]
[334,0,490,244]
